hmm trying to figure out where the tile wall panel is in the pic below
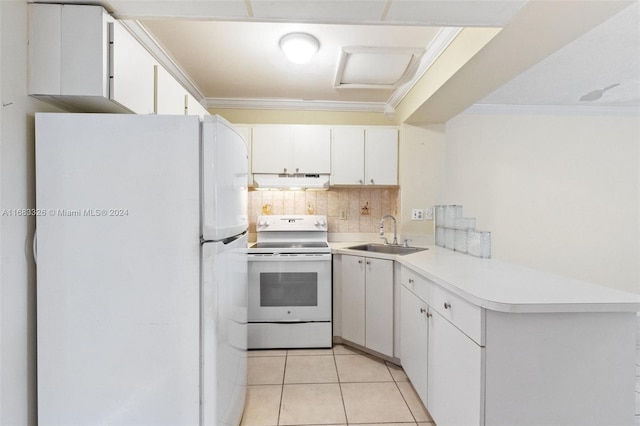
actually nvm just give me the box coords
[248,187,399,234]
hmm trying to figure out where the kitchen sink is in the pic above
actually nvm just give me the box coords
[345,243,428,256]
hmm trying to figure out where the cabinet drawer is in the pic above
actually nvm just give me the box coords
[400,267,429,303]
[430,284,484,345]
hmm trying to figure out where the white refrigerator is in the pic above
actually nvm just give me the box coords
[34,113,249,425]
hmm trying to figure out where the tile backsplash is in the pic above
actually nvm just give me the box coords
[248,187,399,234]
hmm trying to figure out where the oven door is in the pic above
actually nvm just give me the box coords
[248,253,331,322]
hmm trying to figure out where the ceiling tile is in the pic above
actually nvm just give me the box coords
[335,47,425,87]
[384,0,527,26]
[250,0,387,23]
[107,0,249,19]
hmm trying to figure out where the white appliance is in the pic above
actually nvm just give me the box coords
[34,113,248,426]
[248,215,332,349]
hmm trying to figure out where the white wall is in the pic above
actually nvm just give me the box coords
[398,124,446,244]
[1,2,61,424]
[442,111,640,294]
[1,2,4,422]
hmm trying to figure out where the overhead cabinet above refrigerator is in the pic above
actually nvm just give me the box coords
[28,4,154,113]
[27,3,209,117]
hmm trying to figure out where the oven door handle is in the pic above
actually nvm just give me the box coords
[247,254,332,262]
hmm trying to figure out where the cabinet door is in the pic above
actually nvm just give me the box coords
[293,126,331,173]
[62,5,110,97]
[428,310,483,426]
[251,126,293,173]
[365,258,393,357]
[185,93,210,117]
[365,128,398,185]
[110,22,156,114]
[155,66,187,115]
[341,255,366,346]
[234,126,252,186]
[331,127,365,185]
[400,286,429,403]
[29,4,109,97]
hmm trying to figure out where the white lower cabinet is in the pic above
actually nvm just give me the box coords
[341,255,366,346]
[341,255,393,357]
[373,263,634,426]
[399,286,429,402]
[427,309,483,426]
[400,265,483,426]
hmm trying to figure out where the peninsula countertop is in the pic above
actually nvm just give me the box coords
[332,242,640,314]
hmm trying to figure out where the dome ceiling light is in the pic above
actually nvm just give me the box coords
[280,32,320,64]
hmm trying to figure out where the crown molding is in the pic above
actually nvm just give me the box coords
[120,20,205,100]
[466,103,640,117]
[203,97,389,113]
[387,26,462,108]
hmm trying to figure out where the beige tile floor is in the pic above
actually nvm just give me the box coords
[241,344,436,426]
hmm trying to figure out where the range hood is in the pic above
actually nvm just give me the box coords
[253,173,330,190]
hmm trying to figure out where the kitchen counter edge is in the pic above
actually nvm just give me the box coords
[331,243,640,314]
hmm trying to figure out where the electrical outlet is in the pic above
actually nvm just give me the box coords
[340,210,348,220]
[411,208,424,220]
[425,207,434,220]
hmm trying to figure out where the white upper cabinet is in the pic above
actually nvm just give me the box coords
[365,127,398,185]
[109,22,156,114]
[155,66,187,115]
[331,126,398,186]
[251,126,291,174]
[29,4,156,113]
[331,127,365,185]
[185,93,210,118]
[292,126,331,174]
[156,67,210,117]
[28,3,201,116]
[29,4,112,102]
[234,125,252,186]
[252,125,330,174]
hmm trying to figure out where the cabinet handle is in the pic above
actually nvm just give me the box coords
[426,312,432,318]
[358,260,363,264]
[296,167,299,173]
[283,168,288,173]
[420,307,426,313]
[444,302,451,310]
[370,179,375,184]
[408,278,414,284]
[366,261,371,265]
[358,179,363,184]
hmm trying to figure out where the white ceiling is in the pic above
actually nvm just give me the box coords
[37,0,640,118]
[139,20,445,107]
[478,1,640,110]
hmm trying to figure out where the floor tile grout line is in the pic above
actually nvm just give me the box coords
[276,351,288,426]
[333,349,350,425]
[384,358,420,425]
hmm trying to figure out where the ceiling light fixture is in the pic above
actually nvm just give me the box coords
[280,33,319,64]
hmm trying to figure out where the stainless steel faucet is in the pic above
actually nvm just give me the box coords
[379,214,398,245]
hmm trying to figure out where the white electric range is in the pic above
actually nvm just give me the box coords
[247,215,332,349]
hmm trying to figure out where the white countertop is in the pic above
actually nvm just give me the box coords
[332,243,640,314]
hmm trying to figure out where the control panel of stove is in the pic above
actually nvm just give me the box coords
[256,215,327,232]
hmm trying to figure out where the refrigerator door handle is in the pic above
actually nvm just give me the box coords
[223,230,248,246]
[33,228,38,265]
